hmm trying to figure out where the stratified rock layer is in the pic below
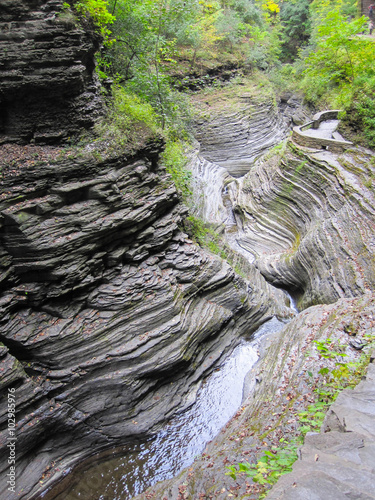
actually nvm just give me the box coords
[134,294,375,500]
[0,0,103,144]
[135,104,375,499]
[231,144,375,309]
[193,93,302,178]
[0,141,289,500]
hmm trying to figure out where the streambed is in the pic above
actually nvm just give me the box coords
[46,318,287,500]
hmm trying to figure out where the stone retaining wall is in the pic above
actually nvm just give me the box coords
[292,110,353,152]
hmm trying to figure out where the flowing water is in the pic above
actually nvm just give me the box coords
[48,317,287,500]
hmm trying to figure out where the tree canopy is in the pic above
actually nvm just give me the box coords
[69,0,375,150]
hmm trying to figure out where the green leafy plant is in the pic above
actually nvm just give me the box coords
[94,85,160,149]
[226,438,298,489]
[160,140,192,198]
[75,0,115,42]
[185,216,228,259]
[298,400,327,435]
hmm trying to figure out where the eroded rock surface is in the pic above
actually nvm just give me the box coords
[194,101,285,178]
[231,144,375,309]
[134,294,375,500]
[0,0,103,144]
[0,141,290,499]
[134,105,375,500]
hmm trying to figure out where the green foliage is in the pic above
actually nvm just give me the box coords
[343,75,375,148]
[280,0,312,61]
[125,72,192,134]
[185,216,228,258]
[94,85,160,149]
[106,0,281,80]
[160,141,192,198]
[299,335,375,435]
[302,11,369,101]
[226,439,298,491]
[298,400,327,435]
[298,0,375,146]
[245,22,282,71]
[74,0,115,41]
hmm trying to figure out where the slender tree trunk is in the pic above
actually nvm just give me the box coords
[190,46,198,71]
[155,1,166,129]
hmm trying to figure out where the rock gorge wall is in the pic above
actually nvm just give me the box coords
[231,144,375,309]
[134,104,375,500]
[193,93,307,178]
[0,140,290,500]
[0,0,103,144]
[135,293,375,500]
[0,3,292,499]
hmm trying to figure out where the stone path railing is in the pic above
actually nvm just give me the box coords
[292,110,353,152]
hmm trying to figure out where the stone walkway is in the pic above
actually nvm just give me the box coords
[302,119,346,141]
[266,351,375,500]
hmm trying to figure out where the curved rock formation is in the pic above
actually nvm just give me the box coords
[0,142,291,499]
[230,142,375,309]
[192,99,375,310]
[0,3,295,497]
[133,293,375,500]
[130,105,375,500]
[2,2,374,497]
[194,97,290,178]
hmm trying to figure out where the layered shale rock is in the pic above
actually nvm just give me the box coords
[0,141,290,499]
[193,92,304,178]
[190,90,309,227]
[192,90,374,310]
[230,143,375,309]
[134,294,375,500]
[0,0,103,144]
[139,102,375,499]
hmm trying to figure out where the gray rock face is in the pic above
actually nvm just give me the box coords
[231,145,375,309]
[0,0,103,144]
[132,106,375,499]
[194,99,289,178]
[266,361,375,500]
[133,294,375,500]
[0,140,290,499]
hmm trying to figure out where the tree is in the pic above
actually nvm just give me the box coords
[280,0,312,62]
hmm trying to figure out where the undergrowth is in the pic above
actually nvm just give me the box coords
[226,334,375,497]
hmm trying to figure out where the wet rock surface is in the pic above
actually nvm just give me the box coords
[231,143,375,309]
[194,99,289,178]
[134,294,375,500]
[134,108,375,499]
[1,3,375,496]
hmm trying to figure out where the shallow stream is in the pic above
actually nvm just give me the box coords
[48,318,287,500]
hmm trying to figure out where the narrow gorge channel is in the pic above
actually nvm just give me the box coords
[1,3,375,499]
[41,92,299,500]
[46,318,287,500]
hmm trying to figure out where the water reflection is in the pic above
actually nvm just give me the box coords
[52,318,285,500]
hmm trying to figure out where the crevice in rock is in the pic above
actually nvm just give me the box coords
[0,334,33,363]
